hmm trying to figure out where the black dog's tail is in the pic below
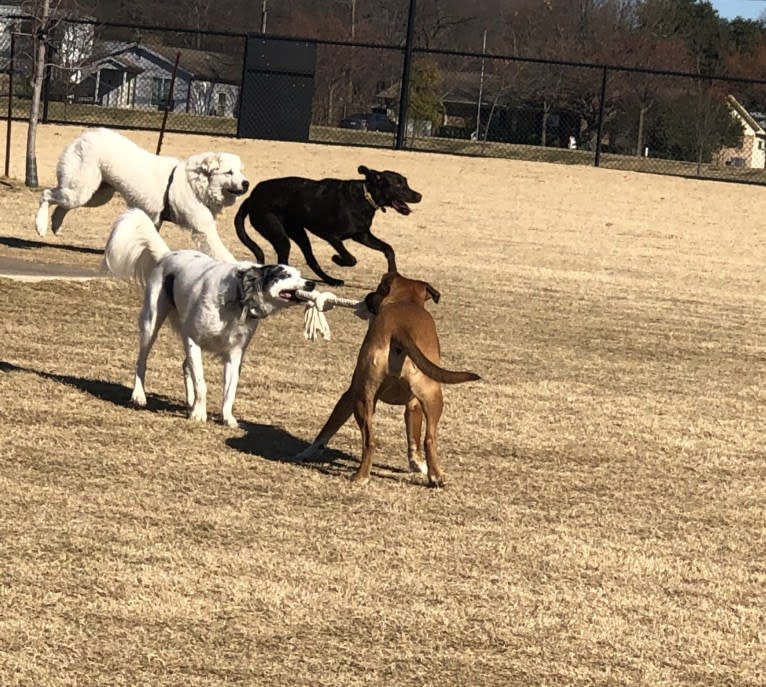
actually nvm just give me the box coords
[234,197,266,263]
[395,334,481,385]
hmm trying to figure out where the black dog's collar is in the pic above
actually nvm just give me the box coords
[363,183,384,212]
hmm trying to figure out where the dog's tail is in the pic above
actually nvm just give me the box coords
[102,208,170,286]
[233,197,265,263]
[395,334,481,385]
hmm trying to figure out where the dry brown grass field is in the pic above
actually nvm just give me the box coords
[0,124,764,686]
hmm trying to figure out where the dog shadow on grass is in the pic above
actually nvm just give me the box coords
[0,360,187,415]
[228,422,415,485]
[1,360,422,484]
[0,236,103,256]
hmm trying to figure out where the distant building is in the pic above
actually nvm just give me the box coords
[377,70,581,146]
[714,95,766,169]
[1,5,94,74]
[73,42,240,117]
[0,4,24,69]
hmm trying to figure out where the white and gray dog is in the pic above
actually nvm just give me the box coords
[103,208,315,427]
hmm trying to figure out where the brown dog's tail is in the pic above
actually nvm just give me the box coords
[395,334,480,384]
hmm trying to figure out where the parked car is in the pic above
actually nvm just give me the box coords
[339,108,397,132]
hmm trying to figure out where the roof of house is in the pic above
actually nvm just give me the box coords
[83,41,241,84]
[726,95,766,136]
[146,43,241,84]
[98,54,144,74]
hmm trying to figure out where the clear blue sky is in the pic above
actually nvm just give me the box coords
[710,0,766,20]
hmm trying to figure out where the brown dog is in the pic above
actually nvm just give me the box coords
[295,272,480,486]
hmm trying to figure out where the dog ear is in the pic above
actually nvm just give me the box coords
[423,281,440,303]
[185,154,214,178]
[237,266,269,304]
[187,153,220,178]
[358,165,381,183]
[363,291,383,315]
[201,154,221,176]
[364,272,394,315]
[234,267,252,301]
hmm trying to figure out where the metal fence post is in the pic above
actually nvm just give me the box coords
[395,0,417,150]
[4,30,15,178]
[594,65,608,167]
[156,51,181,155]
[236,33,250,138]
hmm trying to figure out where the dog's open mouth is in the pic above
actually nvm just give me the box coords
[391,199,412,215]
[279,289,301,302]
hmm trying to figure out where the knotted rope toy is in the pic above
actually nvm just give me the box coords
[295,289,368,341]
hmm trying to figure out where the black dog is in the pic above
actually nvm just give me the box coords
[234,165,422,286]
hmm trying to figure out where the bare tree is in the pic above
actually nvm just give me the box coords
[415,0,473,50]
[18,0,94,186]
[23,0,52,187]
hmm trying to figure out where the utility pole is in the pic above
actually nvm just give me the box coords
[475,28,487,141]
[347,0,356,118]
[261,0,267,33]
[395,0,417,149]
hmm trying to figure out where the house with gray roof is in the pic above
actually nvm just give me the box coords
[74,41,241,118]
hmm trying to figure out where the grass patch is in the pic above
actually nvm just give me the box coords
[0,124,764,686]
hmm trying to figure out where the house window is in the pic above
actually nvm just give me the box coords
[151,77,172,107]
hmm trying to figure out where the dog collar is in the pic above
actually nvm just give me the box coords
[235,290,265,322]
[239,304,264,322]
[363,184,382,211]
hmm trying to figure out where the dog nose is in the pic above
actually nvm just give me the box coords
[242,180,250,192]
[304,280,317,291]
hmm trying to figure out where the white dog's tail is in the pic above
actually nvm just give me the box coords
[102,208,170,286]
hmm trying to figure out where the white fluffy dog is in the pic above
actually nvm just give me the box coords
[36,127,249,262]
[103,208,316,428]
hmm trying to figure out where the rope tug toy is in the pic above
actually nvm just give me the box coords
[295,289,367,341]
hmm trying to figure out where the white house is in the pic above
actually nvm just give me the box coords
[75,42,240,117]
[0,3,23,68]
[714,94,766,169]
[1,5,94,76]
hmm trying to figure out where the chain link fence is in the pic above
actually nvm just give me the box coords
[3,14,766,185]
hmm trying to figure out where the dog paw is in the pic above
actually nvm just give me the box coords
[189,408,207,423]
[427,474,446,488]
[350,471,370,486]
[223,416,239,429]
[131,390,147,407]
[331,254,357,267]
[408,457,427,474]
[295,443,330,463]
[294,445,318,462]
[34,206,49,237]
